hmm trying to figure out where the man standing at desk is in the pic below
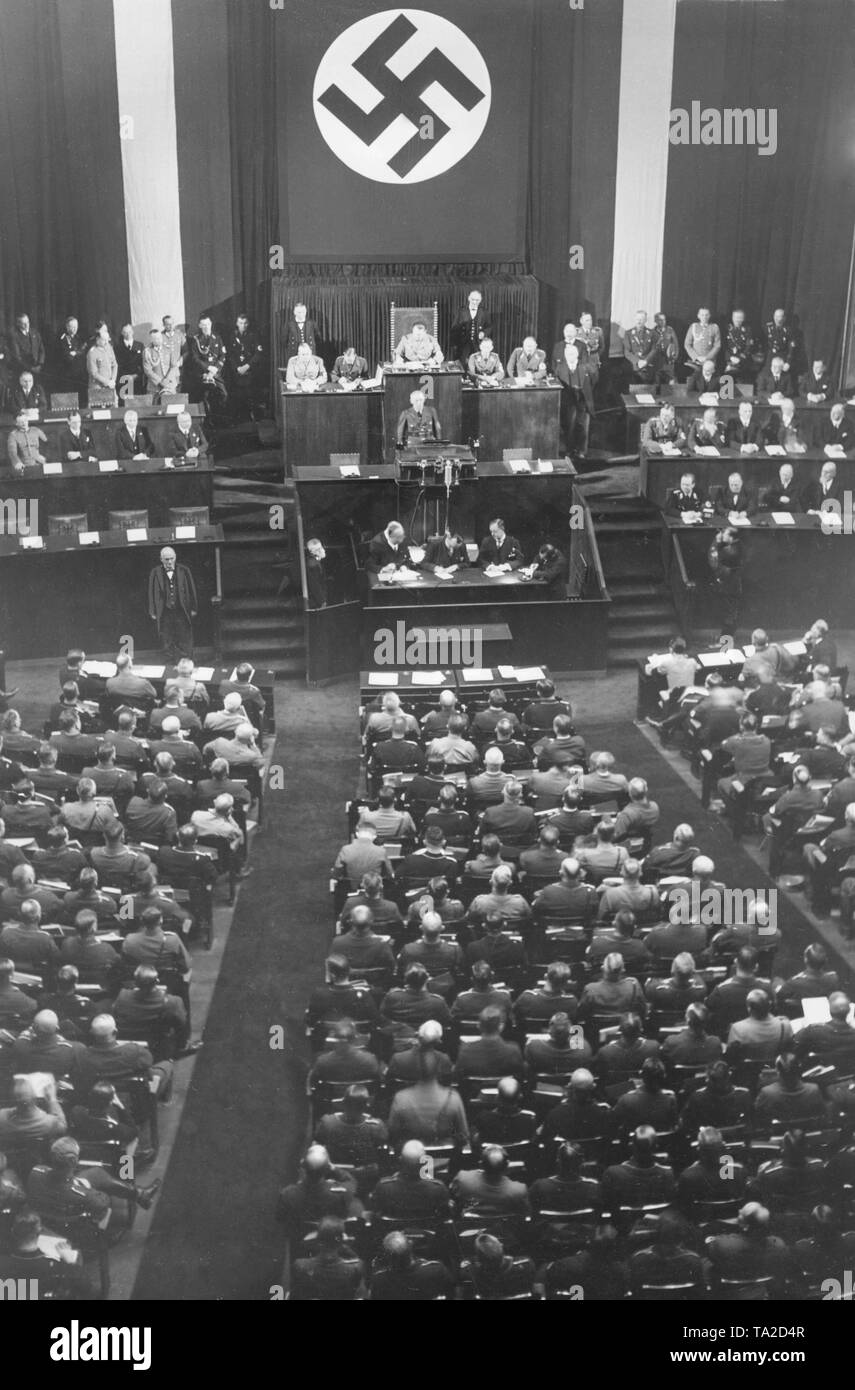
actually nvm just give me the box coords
[148,547,198,662]
[284,303,318,359]
[450,290,492,366]
[396,390,440,446]
[394,320,444,367]
[367,522,411,573]
[479,518,523,572]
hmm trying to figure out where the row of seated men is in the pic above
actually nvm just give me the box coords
[664,463,846,517]
[645,631,855,918]
[622,306,821,388]
[6,405,207,475]
[643,399,853,456]
[0,310,265,423]
[278,676,855,1296]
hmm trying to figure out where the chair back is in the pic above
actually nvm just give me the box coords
[390,302,439,357]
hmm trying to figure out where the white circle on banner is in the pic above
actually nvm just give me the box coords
[313,9,491,185]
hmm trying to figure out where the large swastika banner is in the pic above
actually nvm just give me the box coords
[277,0,531,260]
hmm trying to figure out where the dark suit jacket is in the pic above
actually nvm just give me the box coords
[531,547,566,588]
[7,382,47,414]
[305,554,328,608]
[167,423,208,456]
[689,368,721,394]
[761,480,800,511]
[7,328,45,374]
[148,562,197,622]
[423,537,468,570]
[756,366,794,396]
[801,478,843,511]
[115,425,153,459]
[821,419,855,455]
[711,484,756,516]
[284,319,318,358]
[331,354,368,383]
[396,405,440,445]
[450,306,493,361]
[478,534,524,569]
[552,351,595,408]
[725,417,762,448]
[367,532,409,572]
[799,370,834,401]
[59,426,96,461]
[666,488,705,515]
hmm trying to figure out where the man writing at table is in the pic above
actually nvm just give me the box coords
[167,410,208,460]
[479,517,523,572]
[367,521,411,573]
[6,411,47,472]
[59,409,97,463]
[285,341,327,390]
[394,319,444,367]
[422,530,469,574]
[396,389,441,446]
[331,346,369,386]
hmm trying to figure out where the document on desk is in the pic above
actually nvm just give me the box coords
[512,666,547,681]
[368,671,395,686]
[411,671,445,685]
[765,445,786,456]
[635,394,656,405]
[461,668,494,682]
[771,512,795,525]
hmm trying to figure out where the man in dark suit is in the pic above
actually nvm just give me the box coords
[422,531,468,572]
[688,408,727,451]
[367,521,410,573]
[450,290,492,365]
[761,464,800,512]
[166,411,208,459]
[553,338,594,454]
[820,404,854,457]
[283,303,318,359]
[802,461,842,512]
[665,473,705,516]
[7,371,47,415]
[115,325,145,398]
[800,358,835,404]
[115,409,153,460]
[396,389,440,446]
[148,547,197,662]
[56,316,87,393]
[305,538,329,608]
[711,472,756,517]
[726,401,762,450]
[528,543,566,591]
[763,309,795,371]
[478,518,523,571]
[59,409,97,462]
[6,313,45,378]
[225,313,264,419]
[756,356,793,397]
[186,316,228,420]
[689,360,721,395]
[723,310,756,381]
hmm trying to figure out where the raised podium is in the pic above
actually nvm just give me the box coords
[382,364,464,464]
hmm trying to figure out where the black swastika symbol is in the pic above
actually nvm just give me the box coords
[318,13,486,179]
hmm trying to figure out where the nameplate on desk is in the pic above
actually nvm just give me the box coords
[765,445,786,457]
[771,512,795,525]
[635,394,656,405]
[99,459,119,472]
[174,525,196,540]
[339,465,361,477]
[535,459,554,473]
[126,528,148,543]
[410,671,446,685]
[461,668,495,682]
[42,462,63,476]
[166,404,183,415]
[78,531,101,546]
[19,535,44,550]
[508,459,531,473]
[368,671,395,686]
[91,410,112,419]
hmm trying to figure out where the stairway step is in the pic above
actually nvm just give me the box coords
[221,614,304,637]
[606,576,668,597]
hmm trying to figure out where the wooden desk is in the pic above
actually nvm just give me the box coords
[462,381,562,461]
[0,525,223,659]
[2,405,205,460]
[382,366,463,464]
[622,392,835,449]
[279,384,383,475]
[0,457,214,532]
[639,446,855,507]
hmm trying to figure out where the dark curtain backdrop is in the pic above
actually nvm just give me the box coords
[0,0,129,341]
[662,0,855,372]
[527,0,624,357]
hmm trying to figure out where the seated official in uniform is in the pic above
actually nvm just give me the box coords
[285,341,327,390]
[665,472,705,517]
[394,319,444,367]
[756,355,793,398]
[688,407,727,451]
[167,411,208,459]
[761,463,800,511]
[59,409,97,462]
[507,335,547,382]
[725,400,762,451]
[86,325,118,403]
[688,359,722,396]
[821,403,854,457]
[800,358,834,403]
[764,398,807,453]
[468,337,505,385]
[641,402,685,449]
[803,460,842,513]
[479,517,523,572]
[711,471,756,518]
[367,521,411,573]
[396,389,440,446]
[421,531,468,573]
[331,346,369,385]
[7,369,47,415]
[6,411,47,472]
[115,408,153,460]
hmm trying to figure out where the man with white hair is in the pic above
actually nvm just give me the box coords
[367,520,410,572]
[0,1075,67,1145]
[803,459,843,513]
[468,865,532,929]
[821,401,854,457]
[395,387,441,445]
[480,779,537,841]
[106,651,157,701]
[167,408,208,459]
[203,691,248,735]
[451,288,491,364]
[191,794,246,859]
[613,778,660,841]
[203,721,264,770]
[148,682,201,735]
[10,1009,85,1079]
[115,407,153,460]
[149,715,203,774]
[364,690,420,741]
[598,859,660,920]
[148,547,198,663]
